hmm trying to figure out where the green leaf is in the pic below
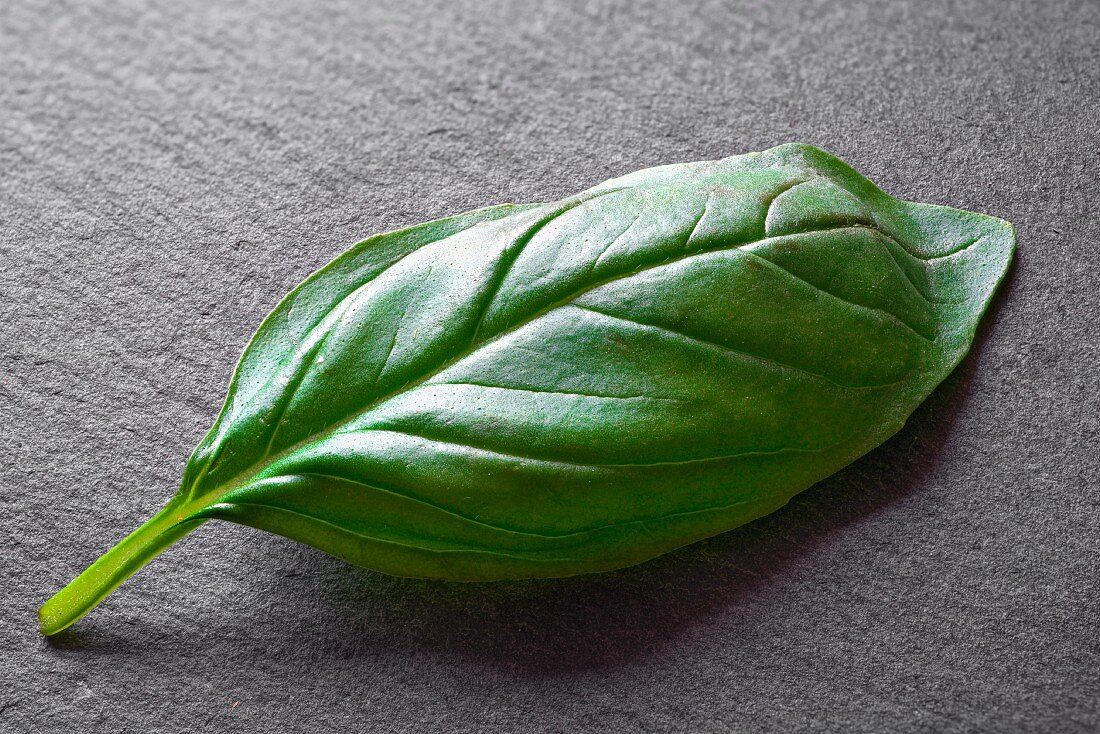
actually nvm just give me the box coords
[39,144,1014,635]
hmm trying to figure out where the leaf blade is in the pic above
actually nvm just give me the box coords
[194,144,1014,572]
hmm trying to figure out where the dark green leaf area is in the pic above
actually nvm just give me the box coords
[187,144,1011,578]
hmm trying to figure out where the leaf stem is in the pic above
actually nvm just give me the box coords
[38,499,206,636]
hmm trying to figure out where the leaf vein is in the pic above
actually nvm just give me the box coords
[215,468,808,548]
[431,382,685,402]
[570,304,906,390]
[739,249,936,342]
[470,191,617,344]
[591,210,644,271]
[328,428,848,470]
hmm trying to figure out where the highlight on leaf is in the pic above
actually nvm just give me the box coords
[39,143,1014,636]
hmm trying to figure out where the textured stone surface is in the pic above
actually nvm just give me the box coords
[2,0,1097,731]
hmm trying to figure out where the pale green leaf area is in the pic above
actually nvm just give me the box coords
[40,144,1014,635]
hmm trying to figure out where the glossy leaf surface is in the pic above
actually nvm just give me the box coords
[40,144,1014,634]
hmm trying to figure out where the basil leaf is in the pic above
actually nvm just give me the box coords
[40,144,1014,635]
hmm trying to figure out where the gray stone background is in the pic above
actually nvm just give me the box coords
[2,0,1097,731]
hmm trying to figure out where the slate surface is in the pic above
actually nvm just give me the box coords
[2,1,1097,731]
